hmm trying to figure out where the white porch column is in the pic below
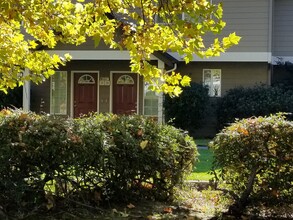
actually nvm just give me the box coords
[157,60,165,124]
[22,68,31,111]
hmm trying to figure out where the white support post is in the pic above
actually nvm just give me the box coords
[22,68,31,111]
[157,60,165,124]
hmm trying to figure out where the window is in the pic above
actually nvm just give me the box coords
[50,71,67,114]
[143,83,159,116]
[78,74,95,84]
[203,69,221,97]
[117,75,134,85]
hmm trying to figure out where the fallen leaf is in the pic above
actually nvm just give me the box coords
[127,203,135,209]
[137,129,143,136]
[163,207,173,213]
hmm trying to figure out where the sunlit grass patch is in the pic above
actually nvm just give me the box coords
[187,147,215,181]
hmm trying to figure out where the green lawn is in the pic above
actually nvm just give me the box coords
[194,138,212,146]
[187,147,215,181]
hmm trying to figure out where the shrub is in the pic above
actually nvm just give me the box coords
[164,82,210,130]
[217,85,293,129]
[210,114,293,214]
[0,110,197,214]
[75,114,198,202]
[0,109,78,212]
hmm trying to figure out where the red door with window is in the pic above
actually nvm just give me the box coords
[113,73,137,114]
[74,73,98,117]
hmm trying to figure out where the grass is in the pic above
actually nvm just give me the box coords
[187,140,215,181]
[194,138,212,146]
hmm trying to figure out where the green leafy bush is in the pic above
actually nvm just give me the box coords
[217,85,293,129]
[164,82,209,130]
[210,114,293,213]
[75,114,198,202]
[0,109,78,212]
[0,110,197,214]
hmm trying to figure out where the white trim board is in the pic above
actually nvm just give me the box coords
[47,50,160,61]
[168,52,272,63]
[47,50,272,62]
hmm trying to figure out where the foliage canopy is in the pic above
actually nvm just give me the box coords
[0,0,240,95]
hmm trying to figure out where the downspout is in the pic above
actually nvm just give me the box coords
[268,0,273,86]
[165,63,177,74]
[23,68,31,111]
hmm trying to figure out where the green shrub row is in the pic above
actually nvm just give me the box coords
[210,113,293,212]
[0,109,197,213]
[217,85,293,129]
[164,82,210,130]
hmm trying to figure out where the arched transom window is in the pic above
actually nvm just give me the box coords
[78,74,95,84]
[117,75,134,85]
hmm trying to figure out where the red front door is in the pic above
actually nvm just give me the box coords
[74,73,98,117]
[113,73,137,114]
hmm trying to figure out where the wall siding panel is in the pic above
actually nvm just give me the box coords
[273,0,293,56]
[177,62,269,96]
[212,0,270,53]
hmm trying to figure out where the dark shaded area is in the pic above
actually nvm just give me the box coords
[164,82,210,132]
[0,86,23,109]
[272,61,293,90]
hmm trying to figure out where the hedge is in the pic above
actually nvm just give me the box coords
[217,85,293,129]
[0,109,198,214]
[164,82,210,130]
[210,114,293,215]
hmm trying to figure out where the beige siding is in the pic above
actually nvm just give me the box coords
[212,0,270,53]
[52,0,271,53]
[177,62,269,96]
[55,38,113,50]
[54,28,124,50]
[273,0,293,56]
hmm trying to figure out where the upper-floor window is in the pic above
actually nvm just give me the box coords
[50,71,67,115]
[203,69,221,97]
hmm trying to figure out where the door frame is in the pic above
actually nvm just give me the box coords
[110,71,139,114]
[70,71,100,117]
